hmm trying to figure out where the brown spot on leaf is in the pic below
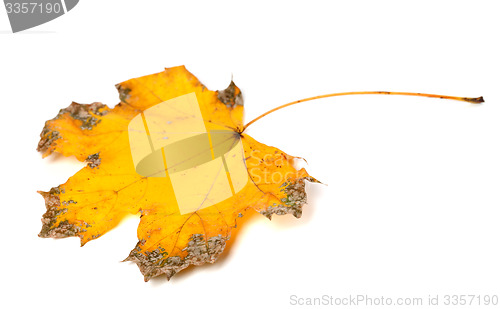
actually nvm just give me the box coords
[86,152,101,168]
[125,234,228,281]
[115,84,132,104]
[37,102,109,155]
[217,80,243,108]
[57,102,108,130]
[260,176,319,219]
[38,187,81,239]
[37,129,60,154]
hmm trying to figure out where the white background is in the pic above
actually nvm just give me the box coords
[1,1,499,308]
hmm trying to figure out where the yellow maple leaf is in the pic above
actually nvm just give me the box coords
[37,66,482,281]
[37,66,319,281]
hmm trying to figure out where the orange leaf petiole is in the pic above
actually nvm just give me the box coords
[240,91,484,133]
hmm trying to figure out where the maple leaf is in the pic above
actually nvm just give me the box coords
[37,66,319,281]
[37,66,482,281]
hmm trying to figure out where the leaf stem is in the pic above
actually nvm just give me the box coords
[241,91,484,133]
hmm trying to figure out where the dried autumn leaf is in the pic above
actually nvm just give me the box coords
[37,66,483,281]
[37,66,319,281]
